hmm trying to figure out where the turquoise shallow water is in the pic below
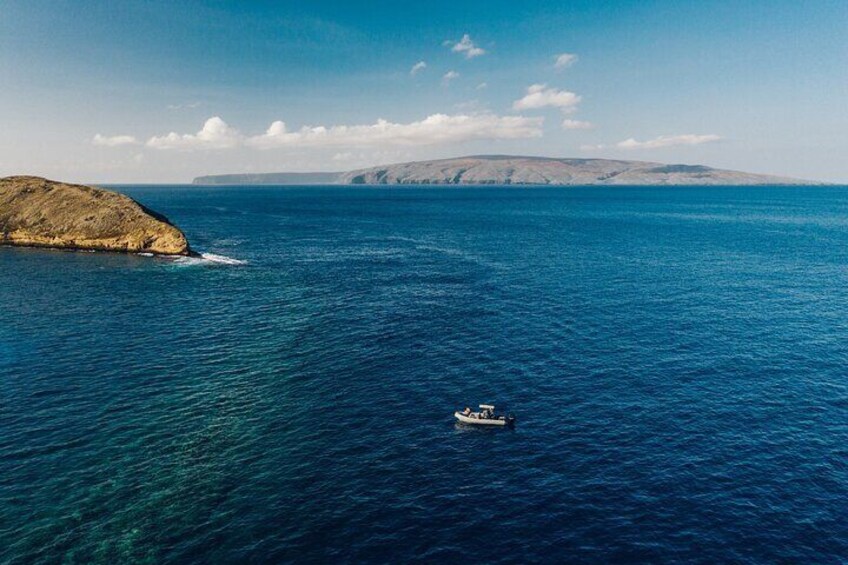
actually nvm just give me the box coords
[2,185,848,563]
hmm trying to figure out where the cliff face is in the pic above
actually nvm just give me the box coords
[0,176,190,255]
[337,155,813,186]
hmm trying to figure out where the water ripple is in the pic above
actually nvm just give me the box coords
[2,185,848,562]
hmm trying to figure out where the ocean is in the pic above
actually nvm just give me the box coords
[2,185,847,563]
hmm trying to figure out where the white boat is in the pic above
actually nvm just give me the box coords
[454,404,515,427]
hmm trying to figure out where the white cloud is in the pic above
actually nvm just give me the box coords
[167,101,201,110]
[581,134,722,151]
[513,84,581,112]
[147,116,242,150]
[442,70,460,85]
[410,61,427,76]
[476,82,488,90]
[453,99,488,113]
[448,34,486,59]
[562,119,593,130]
[247,113,543,148]
[92,134,138,147]
[554,53,578,69]
[140,113,543,152]
[616,134,721,149]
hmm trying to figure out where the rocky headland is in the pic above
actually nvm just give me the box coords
[0,176,190,255]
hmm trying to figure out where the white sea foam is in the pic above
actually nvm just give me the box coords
[199,252,247,265]
[172,252,247,266]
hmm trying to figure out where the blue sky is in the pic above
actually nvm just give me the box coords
[1,0,846,182]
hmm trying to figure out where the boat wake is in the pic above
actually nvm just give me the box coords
[171,252,247,266]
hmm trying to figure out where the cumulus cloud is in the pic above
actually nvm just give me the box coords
[581,134,722,151]
[513,84,581,112]
[562,119,593,130]
[476,82,488,90]
[616,134,721,149]
[410,61,427,76]
[142,113,542,152]
[247,113,543,148]
[146,116,242,150]
[442,70,460,85]
[92,134,138,147]
[447,34,486,59]
[554,53,578,69]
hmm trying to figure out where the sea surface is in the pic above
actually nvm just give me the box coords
[2,185,848,563]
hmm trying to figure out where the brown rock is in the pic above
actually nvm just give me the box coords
[0,176,190,255]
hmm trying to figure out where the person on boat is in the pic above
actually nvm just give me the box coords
[463,407,472,416]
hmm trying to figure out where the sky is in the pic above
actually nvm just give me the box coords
[1,0,846,183]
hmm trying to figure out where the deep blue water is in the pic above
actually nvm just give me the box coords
[2,185,848,563]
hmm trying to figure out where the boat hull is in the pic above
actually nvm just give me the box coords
[454,411,509,426]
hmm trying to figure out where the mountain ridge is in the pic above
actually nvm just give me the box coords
[193,155,817,186]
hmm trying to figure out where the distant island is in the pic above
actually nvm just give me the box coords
[1,176,191,255]
[194,155,815,186]
[193,172,340,185]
